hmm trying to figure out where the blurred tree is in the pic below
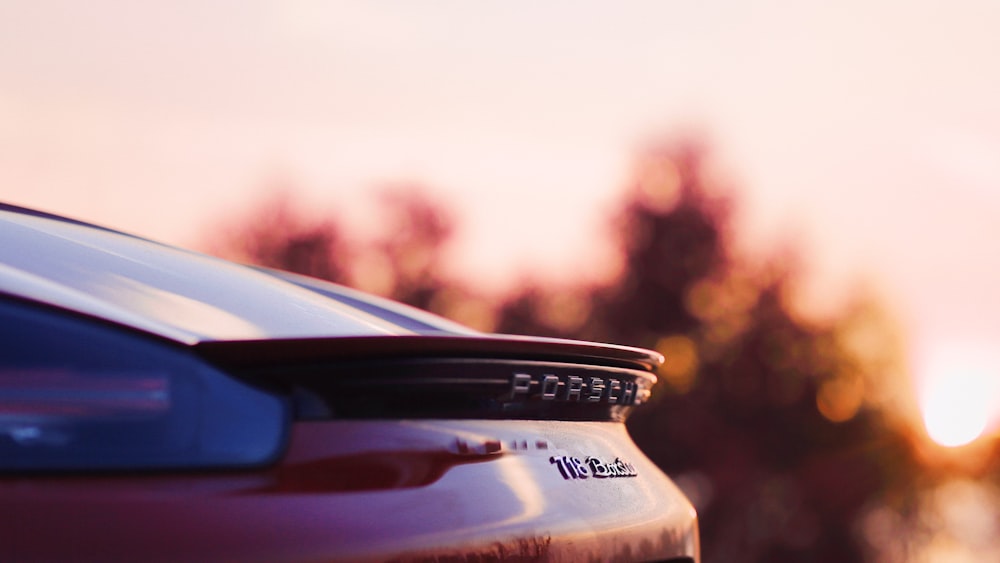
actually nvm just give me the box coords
[206,190,350,284]
[205,184,473,323]
[589,142,731,348]
[494,142,916,563]
[368,186,455,311]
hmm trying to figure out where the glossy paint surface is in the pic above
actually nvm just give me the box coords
[0,420,698,562]
[0,208,411,342]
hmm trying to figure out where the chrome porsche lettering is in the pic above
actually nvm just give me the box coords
[511,373,532,396]
[564,376,583,401]
[586,377,604,402]
[540,374,559,400]
[607,379,621,403]
[551,455,637,480]
[510,372,642,405]
[621,380,636,404]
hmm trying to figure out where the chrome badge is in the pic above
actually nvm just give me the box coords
[510,372,646,405]
[550,455,638,480]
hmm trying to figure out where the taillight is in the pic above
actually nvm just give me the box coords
[0,299,287,471]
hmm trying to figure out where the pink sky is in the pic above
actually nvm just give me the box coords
[3,1,1000,431]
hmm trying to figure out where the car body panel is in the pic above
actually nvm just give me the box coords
[0,420,698,562]
[0,206,410,342]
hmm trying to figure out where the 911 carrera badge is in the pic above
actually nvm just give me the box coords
[549,455,638,480]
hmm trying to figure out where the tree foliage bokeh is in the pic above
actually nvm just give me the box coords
[206,141,926,563]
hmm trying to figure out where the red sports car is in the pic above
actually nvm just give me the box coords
[0,203,699,562]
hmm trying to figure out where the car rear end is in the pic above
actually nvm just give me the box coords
[0,331,699,561]
[0,204,699,562]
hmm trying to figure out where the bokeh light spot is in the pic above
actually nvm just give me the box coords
[816,375,864,423]
[537,292,591,334]
[656,334,699,393]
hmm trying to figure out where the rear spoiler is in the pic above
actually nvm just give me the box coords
[194,334,663,373]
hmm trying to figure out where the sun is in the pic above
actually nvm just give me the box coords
[918,343,1000,448]
[922,372,990,447]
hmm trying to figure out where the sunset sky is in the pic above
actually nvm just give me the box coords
[3,1,1000,438]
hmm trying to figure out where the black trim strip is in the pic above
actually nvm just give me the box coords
[235,358,656,422]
